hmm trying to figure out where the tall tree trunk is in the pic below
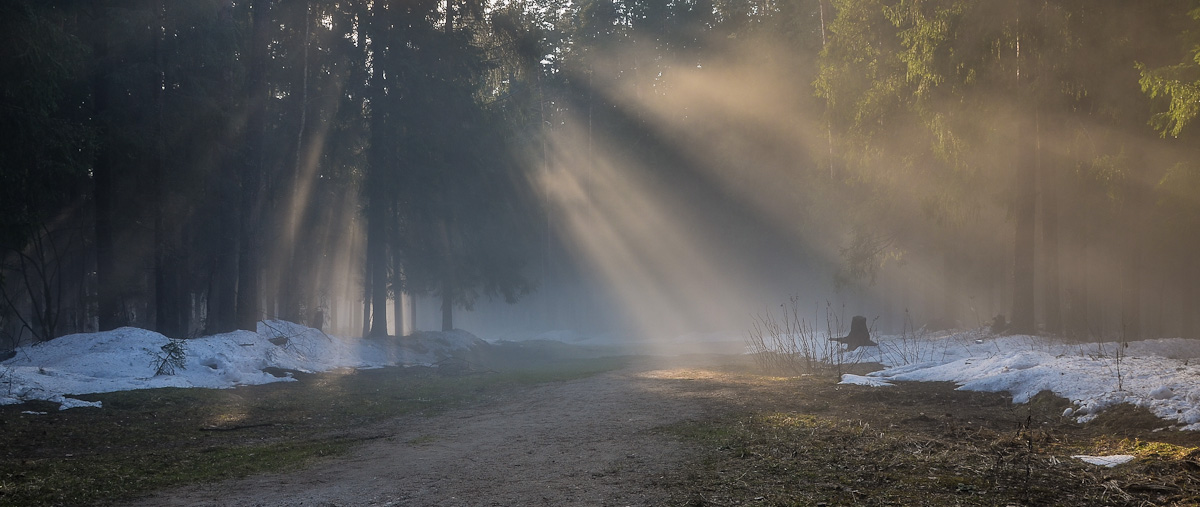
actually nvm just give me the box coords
[92,20,122,332]
[440,220,454,332]
[1010,7,1037,335]
[361,241,372,338]
[1011,116,1037,335]
[366,200,389,337]
[207,168,241,335]
[206,0,245,335]
[408,289,417,333]
[313,180,345,331]
[360,0,390,338]
[280,0,312,325]
[338,211,361,337]
[235,0,271,331]
[363,127,387,337]
[440,0,455,334]
[819,0,835,179]
[152,0,186,338]
[233,182,258,330]
[392,243,404,335]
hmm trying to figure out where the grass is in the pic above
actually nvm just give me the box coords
[655,364,1200,507]
[0,354,630,506]
[9,351,1199,506]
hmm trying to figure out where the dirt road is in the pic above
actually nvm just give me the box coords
[124,361,735,506]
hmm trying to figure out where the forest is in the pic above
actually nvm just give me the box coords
[2,0,1199,348]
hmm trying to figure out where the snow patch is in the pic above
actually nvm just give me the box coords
[1150,385,1174,400]
[831,330,1200,430]
[1073,454,1135,467]
[0,321,489,410]
[839,374,893,387]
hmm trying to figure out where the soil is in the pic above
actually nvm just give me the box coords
[121,355,1200,507]
[121,356,731,506]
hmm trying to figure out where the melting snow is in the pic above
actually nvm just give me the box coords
[0,321,487,410]
[839,374,893,387]
[836,330,1200,430]
[7,321,1200,432]
[1073,454,1136,467]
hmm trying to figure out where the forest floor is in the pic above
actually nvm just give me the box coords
[7,350,1200,506]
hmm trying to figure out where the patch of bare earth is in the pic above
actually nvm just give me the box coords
[124,356,1200,506]
[123,357,738,506]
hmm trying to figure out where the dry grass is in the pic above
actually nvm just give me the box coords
[0,355,630,506]
[5,351,1198,506]
[655,359,1200,506]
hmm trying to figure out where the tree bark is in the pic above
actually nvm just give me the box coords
[151,0,189,339]
[440,0,455,334]
[361,242,372,338]
[366,199,389,337]
[1010,115,1037,335]
[235,0,271,331]
[1010,5,1037,335]
[360,0,390,338]
[207,163,241,335]
[392,243,404,335]
[92,19,122,332]
[408,289,418,334]
[440,220,454,332]
[280,0,312,325]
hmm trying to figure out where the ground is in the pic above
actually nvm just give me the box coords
[109,354,1200,507]
[121,356,713,507]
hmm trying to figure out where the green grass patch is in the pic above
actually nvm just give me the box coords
[0,355,629,506]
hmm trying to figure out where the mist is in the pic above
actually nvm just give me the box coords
[7,3,1200,504]
[2,0,1198,352]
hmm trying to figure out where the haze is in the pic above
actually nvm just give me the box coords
[2,0,1198,353]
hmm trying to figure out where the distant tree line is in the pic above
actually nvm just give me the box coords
[2,0,1198,345]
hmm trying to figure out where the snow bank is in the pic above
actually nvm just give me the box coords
[0,321,488,410]
[841,331,1200,430]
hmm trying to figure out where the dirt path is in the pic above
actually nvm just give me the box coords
[124,361,733,506]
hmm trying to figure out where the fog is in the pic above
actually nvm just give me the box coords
[2,1,1197,349]
[436,6,1200,348]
